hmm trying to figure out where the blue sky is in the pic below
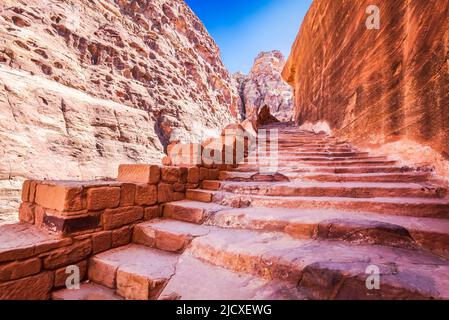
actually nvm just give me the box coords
[185,0,312,74]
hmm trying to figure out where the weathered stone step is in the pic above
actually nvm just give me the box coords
[219,171,430,183]
[206,206,449,257]
[162,200,227,224]
[273,147,358,153]
[159,253,305,300]
[237,161,395,169]
[88,244,179,300]
[133,219,209,252]
[243,155,386,163]
[278,144,352,149]
[191,190,449,218]
[290,172,431,183]
[52,283,123,300]
[188,228,449,299]
[206,181,446,199]
[0,223,69,264]
[232,166,418,174]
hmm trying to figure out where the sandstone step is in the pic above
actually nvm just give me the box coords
[162,200,227,224]
[185,189,215,203]
[159,253,305,300]
[133,219,210,252]
[212,181,446,199]
[278,145,350,150]
[206,206,449,257]
[188,228,449,299]
[88,244,179,300]
[289,172,431,183]
[274,147,358,153]
[0,223,69,263]
[219,171,430,183]
[247,151,374,157]
[209,192,449,218]
[294,160,398,167]
[242,156,386,163]
[51,283,123,300]
[231,166,418,174]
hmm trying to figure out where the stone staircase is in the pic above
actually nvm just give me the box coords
[52,124,449,300]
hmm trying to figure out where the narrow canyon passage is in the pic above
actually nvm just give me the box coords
[5,122,446,300]
[1,0,448,301]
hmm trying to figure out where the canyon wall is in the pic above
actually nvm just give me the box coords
[235,51,293,122]
[283,0,449,177]
[0,0,239,223]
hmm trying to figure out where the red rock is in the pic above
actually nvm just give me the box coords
[186,189,214,203]
[0,0,240,222]
[19,202,35,224]
[0,223,70,263]
[234,51,293,122]
[35,183,83,212]
[257,105,280,126]
[144,206,161,220]
[37,208,101,235]
[158,183,184,203]
[111,226,132,247]
[86,187,121,211]
[202,181,221,191]
[88,245,179,300]
[135,184,158,206]
[54,260,87,288]
[0,272,54,300]
[282,0,449,177]
[21,180,31,202]
[0,257,41,281]
[187,167,200,184]
[103,206,144,230]
[52,283,123,300]
[118,165,160,184]
[92,231,112,254]
[120,183,136,207]
[42,239,92,269]
[161,167,188,183]
[173,182,186,193]
[162,156,172,166]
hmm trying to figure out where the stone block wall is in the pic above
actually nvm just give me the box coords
[0,119,258,299]
[0,164,218,299]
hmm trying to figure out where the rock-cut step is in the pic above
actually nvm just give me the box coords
[162,200,227,224]
[87,244,180,300]
[205,206,449,258]
[187,227,449,299]
[52,283,123,300]
[205,181,446,199]
[231,165,418,174]
[133,219,210,252]
[159,253,305,300]
[186,190,449,219]
[219,171,431,183]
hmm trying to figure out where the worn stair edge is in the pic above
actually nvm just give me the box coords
[188,228,449,300]
[88,244,179,300]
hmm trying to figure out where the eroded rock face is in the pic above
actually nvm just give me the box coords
[234,51,294,122]
[283,0,449,178]
[0,0,240,223]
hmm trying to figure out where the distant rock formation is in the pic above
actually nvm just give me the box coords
[283,0,449,179]
[234,51,294,122]
[0,0,240,223]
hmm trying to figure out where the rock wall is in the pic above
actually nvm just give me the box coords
[283,0,449,177]
[0,0,240,223]
[234,51,293,122]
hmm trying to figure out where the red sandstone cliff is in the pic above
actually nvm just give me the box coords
[283,0,449,178]
[234,51,293,122]
[0,0,239,223]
